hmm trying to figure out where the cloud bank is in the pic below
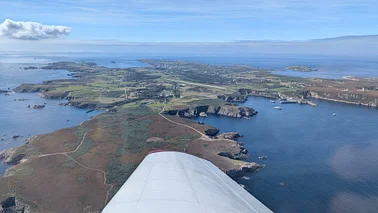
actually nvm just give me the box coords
[0,19,71,40]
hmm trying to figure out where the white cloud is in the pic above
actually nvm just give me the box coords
[0,19,71,40]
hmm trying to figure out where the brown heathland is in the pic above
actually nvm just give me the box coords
[0,107,249,213]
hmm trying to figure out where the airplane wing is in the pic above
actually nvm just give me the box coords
[102,151,273,213]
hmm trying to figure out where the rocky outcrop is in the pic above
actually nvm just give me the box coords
[226,162,265,178]
[218,141,249,160]
[218,93,247,103]
[0,149,26,165]
[32,105,45,109]
[199,112,207,117]
[7,154,26,165]
[164,105,257,119]
[219,132,241,140]
[238,88,280,99]
[0,197,31,213]
[218,151,248,160]
[217,105,257,118]
[204,127,220,136]
[23,66,38,70]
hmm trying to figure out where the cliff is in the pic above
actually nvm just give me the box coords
[304,90,378,108]
[164,104,257,119]
[226,162,265,178]
[217,93,247,103]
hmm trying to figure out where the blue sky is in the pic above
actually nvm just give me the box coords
[1,0,378,42]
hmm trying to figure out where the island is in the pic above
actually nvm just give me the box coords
[1,60,378,212]
[285,65,318,72]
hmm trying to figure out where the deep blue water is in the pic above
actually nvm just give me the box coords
[0,59,101,175]
[194,97,378,213]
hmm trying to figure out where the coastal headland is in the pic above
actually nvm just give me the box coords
[1,60,378,212]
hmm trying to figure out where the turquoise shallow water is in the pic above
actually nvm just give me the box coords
[194,97,378,213]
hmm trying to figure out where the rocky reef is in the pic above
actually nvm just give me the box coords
[164,104,257,119]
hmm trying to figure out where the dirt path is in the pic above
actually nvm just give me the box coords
[38,130,91,158]
[25,105,232,211]
[159,105,206,138]
[165,78,229,90]
[37,129,113,206]
[158,105,236,143]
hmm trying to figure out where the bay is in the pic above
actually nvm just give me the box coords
[0,58,101,174]
[194,97,378,213]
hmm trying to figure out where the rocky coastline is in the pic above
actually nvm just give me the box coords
[303,91,378,108]
[226,162,265,178]
[164,105,258,119]
[214,132,264,178]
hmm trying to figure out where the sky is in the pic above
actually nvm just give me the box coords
[1,0,378,55]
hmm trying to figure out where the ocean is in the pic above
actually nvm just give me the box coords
[194,97,378,213]
[0,57,101,174]
[160,54,378,79]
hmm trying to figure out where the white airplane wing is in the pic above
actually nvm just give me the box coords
[102,151,273,213]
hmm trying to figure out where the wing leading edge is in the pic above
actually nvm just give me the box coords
[102,151,273,213]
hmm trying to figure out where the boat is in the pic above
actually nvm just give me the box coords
[333,113,336,116]
[280,100,297,104]
[274,106,282,110]
[270,100,276,103]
